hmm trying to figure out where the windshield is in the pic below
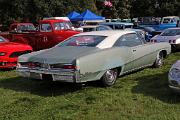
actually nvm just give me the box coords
[161,29,180,36]
[0,36,7,42]
[54,22,72,30]
[58,35,107,47]
[162,18,171,23]
[17,24,36,31]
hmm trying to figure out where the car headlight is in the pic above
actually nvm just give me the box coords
[0,52,6,56]
[169,68,180,79]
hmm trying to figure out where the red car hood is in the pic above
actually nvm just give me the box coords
[0,42,32,52]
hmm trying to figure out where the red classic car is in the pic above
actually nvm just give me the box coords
[0,17,80,51]
[0,36,32,69]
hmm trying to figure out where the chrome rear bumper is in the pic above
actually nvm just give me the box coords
[17,67,80,83]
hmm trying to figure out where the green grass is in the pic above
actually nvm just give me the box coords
[0,52,180,120]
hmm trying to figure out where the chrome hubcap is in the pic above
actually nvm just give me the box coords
[157,54,163,66]
[105,70,117,83]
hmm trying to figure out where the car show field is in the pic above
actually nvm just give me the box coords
[0,0,180,119]
[0,51,179,119]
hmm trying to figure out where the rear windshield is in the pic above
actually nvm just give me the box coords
[161,29,180,36]
[58,35,107,47]
[17,24,36,31]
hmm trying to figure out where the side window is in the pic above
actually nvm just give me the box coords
[54,23,65,30]
[114,35,126,46]
[114,33,143,47]
[64,22,72,30]
[136,31,146,44]
[40,23,52,32]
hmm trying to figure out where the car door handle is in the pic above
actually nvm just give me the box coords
[132,49,136,52]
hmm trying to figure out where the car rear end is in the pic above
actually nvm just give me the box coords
[17,62,81,83]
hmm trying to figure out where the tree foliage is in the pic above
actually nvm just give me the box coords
[0,0,179,27]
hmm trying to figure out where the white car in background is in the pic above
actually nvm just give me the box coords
[151,28,180,51]
[169,60,180,92]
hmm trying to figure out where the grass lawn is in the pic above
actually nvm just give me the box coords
[0,52,179,120]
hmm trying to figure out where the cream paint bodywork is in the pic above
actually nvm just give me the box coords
[17,30,171,83]
[76,42,171,82]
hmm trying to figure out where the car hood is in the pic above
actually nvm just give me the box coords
[153,35,180,42]
[0,42,32,52]
[18,46,101,64]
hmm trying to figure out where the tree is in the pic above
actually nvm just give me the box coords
[130,0,156,17]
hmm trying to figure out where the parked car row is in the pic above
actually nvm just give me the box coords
[0,17,179,93]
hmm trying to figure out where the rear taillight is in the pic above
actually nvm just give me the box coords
[28,62,37,68]
[18,62,29,68]
[172,40,176,43]
[150,39,157,43]
[63,65,77,69]
[169,40,176,44]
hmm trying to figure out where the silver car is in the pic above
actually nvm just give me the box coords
[151,28,180,51]
[169,60,180,92]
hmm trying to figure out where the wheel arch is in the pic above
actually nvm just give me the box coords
[160,49,167,58]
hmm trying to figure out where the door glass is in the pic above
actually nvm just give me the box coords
[40,23,52,32]
[54,22,72,30]
[114,33,143,47]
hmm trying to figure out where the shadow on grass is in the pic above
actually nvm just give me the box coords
[0,68,15,72]
[0,76,86,97]
[0,76,103,97]
[132,71,180,104]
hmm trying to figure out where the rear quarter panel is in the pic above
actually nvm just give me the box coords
[76,47,133,81]
[146,42,171,62]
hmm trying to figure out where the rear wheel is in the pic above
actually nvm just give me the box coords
[101,69,118,87]
[153,52,164,68]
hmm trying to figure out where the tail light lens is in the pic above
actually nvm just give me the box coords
[27,62,41,68]
[18,62,29,68]
[172,40,176,43]
[51,63,77,69]
[169,40,176,44]
[150,39,157,43]
[28,62,37,68]
[63,65,77,69]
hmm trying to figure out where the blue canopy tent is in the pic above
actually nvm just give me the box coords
[71,9,105,22]
[67,11,81,20]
